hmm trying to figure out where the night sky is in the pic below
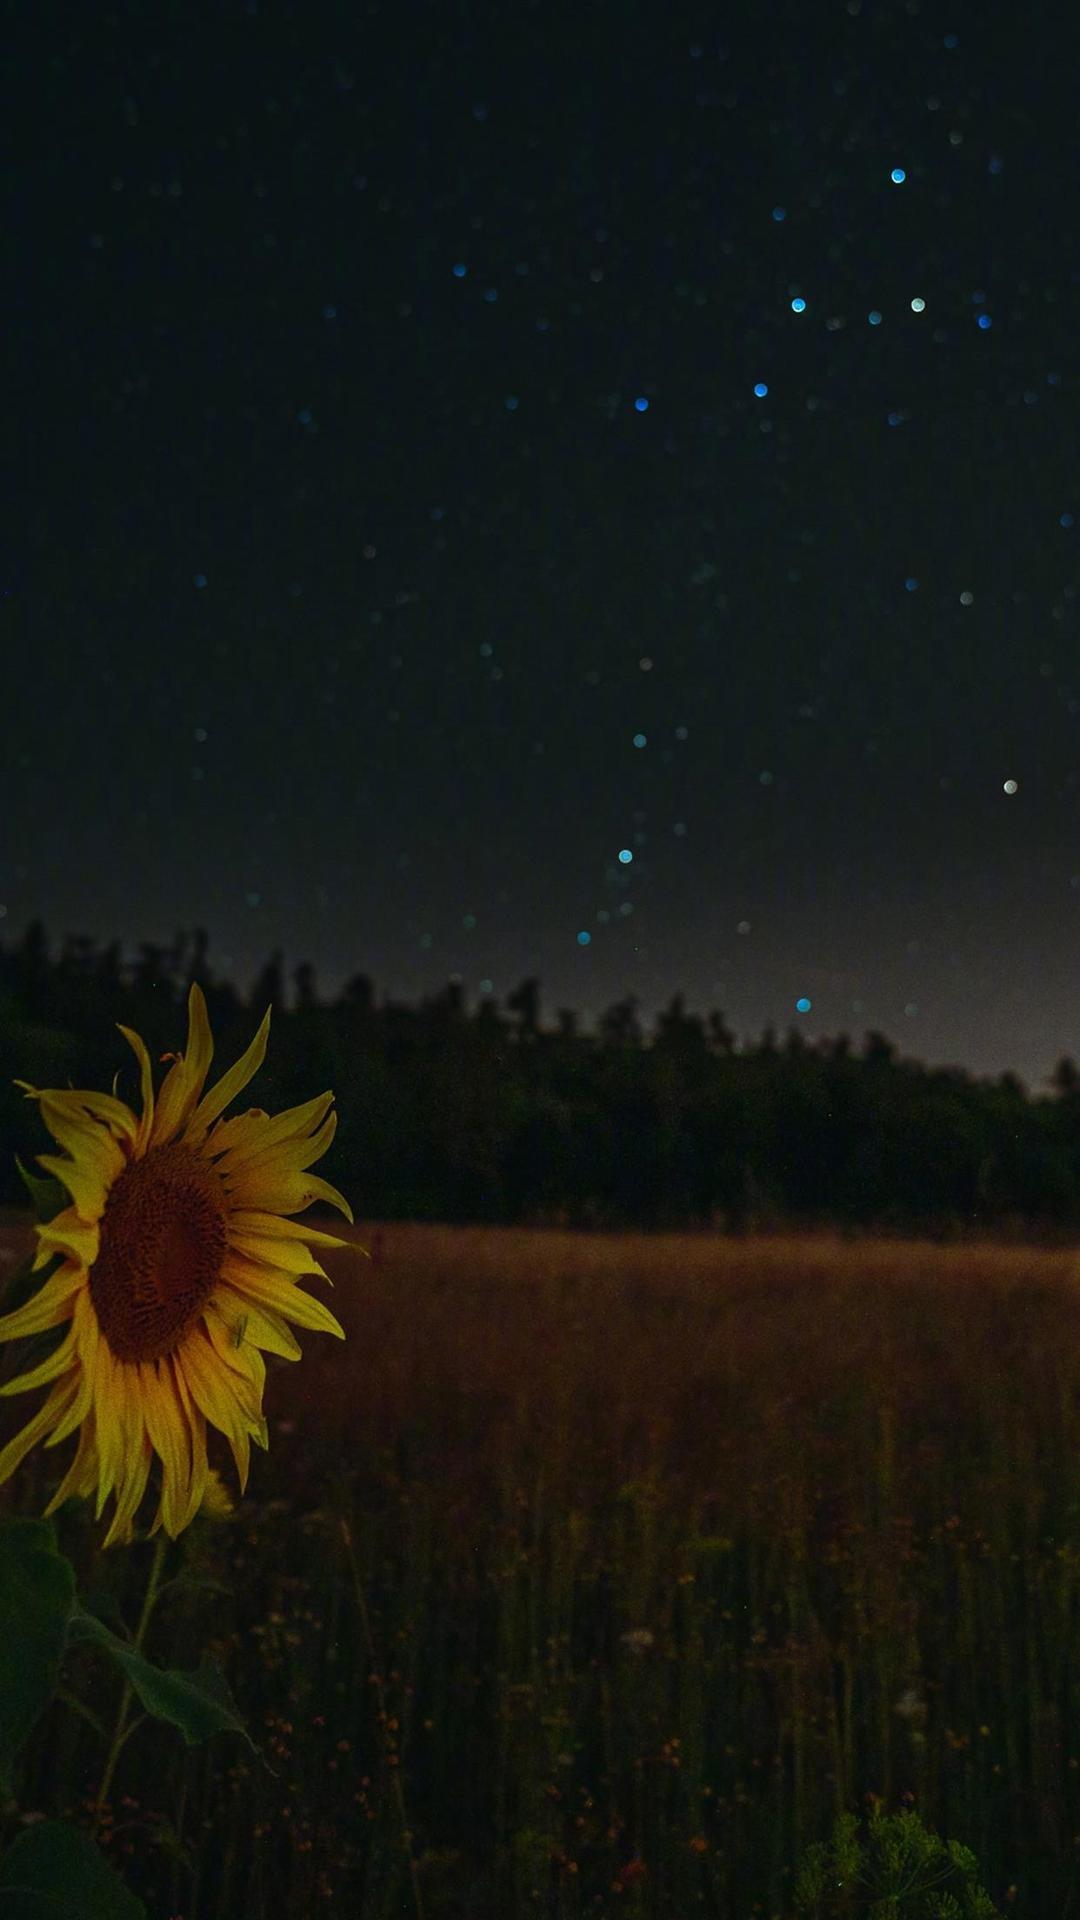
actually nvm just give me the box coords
[9,1,1078,1086]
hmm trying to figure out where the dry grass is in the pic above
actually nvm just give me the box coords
[3,1219,1079,1917]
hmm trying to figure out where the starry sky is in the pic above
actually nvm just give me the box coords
[8,0,1078,1086]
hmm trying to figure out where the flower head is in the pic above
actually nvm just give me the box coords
[0,984,357,1545]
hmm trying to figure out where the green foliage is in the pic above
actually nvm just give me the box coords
[66,1607,256,1754]
[13,1157,67,1225]
[0,1818,145,1918]
[0,1521,76,1798]
[793,1803,1001,1918]
[0,1514,254,1809]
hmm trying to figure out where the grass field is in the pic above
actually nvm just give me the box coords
[2,1218,1079,1916]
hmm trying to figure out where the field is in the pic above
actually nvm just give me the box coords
[2,1217,1080,1916]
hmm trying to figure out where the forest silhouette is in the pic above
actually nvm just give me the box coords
[3,919,1080,1238]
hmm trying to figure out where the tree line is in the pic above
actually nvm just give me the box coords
[3,919,1080,1238]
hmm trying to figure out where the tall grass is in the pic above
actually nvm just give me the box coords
[3,1222,1079,1915]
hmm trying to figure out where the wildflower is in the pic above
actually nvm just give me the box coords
[0,984,355,1546]
[619,1628,655,1655]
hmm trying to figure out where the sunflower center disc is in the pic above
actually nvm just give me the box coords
[89,1143,228,1362]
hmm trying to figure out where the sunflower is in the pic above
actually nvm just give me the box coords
[0,983,358,1546]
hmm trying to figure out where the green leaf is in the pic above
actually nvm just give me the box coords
[0,1520,76,1797]
[13,1157,67,1225]
[67,1606,256,1752]
[0,1818,145,1918]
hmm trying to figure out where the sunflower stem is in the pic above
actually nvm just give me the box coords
[339,1513,426,1920]
[94,1530,170,1831]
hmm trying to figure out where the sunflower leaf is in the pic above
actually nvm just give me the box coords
[13,1157,68,1226]
[0,1817,145,1918]
[0,1519,77,1798]
[66,1606,258,1755]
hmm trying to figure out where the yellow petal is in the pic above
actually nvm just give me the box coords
[44,1292,98,1448]
[176,1336,261,1496]
[208,1283,301,1361]
[0,1267,83,1344]
[33,1207,100,1271]
[210,1092,335,1171]
[220,1166,353,1223]
[0,1321,78,1397]
[183,1008,272,1147]
[91,1345,126,1517]
[62,1088,140,1147]
[222,1112,338,1188]
[174,1358,209,1532]
[219,1257,345,1338]
[34,1151,111,1223]
[116,1022,157,1156]
[225,1228,329,1280]
[140,1358,193,1538]
[35,1093,128,1187]
[104,1423,153,1548]
[149,982,215,1150]
[225,1209,356,1252]
[202,1308,267,1396]
[43,1418,100,1515]
[0,1377,79,1488]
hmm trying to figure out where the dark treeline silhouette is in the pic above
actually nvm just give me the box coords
[3,920,1080,1238]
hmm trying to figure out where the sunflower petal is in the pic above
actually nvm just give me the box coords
[210,1092,335,1170]
[183,1008,272,1146]
[43,1418,100,1515]
[172,1358,209,1532]
[225,1228,329,1280]
[116,1023,157,1155]
[61,1088,140,1147]
[177,1336,261,1496]
[140,1358,193,1538]
[92,1346,126,1517]
[219,1258,346,1338]
[0,1377,79,1488]
[0,1267,83,1344]
[34,1151,112,1223]
[220,1166,354,1223]
[0,1321,78,1397]
[226,1210,355,1252]
[150,983,216,1150]
[104,1420,153,1549]
[203,1309,268,1396]
[208,1283,302,1361]
[33,1207,100,1272]
[43,1292,98,1449]
[222,1113,338,1189]
[36,1092,127,1178]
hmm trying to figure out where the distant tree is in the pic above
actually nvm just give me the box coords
[1051,1055,1080,1098]
[185,926,212,990]
[249,950,285,1012]
[506,976,541,1036]
[5,913,51,1021]
[556,1008,578,1040]
[93,939,125,1000]
[654,992,707,1058]
[424,979,464,1023]
[863,1030,897,1068]
[706,1007,736,1055]
[599,995,642,1047]
[343,971,374,1014]
[294,960,318,1011]
[134,943,171,993]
